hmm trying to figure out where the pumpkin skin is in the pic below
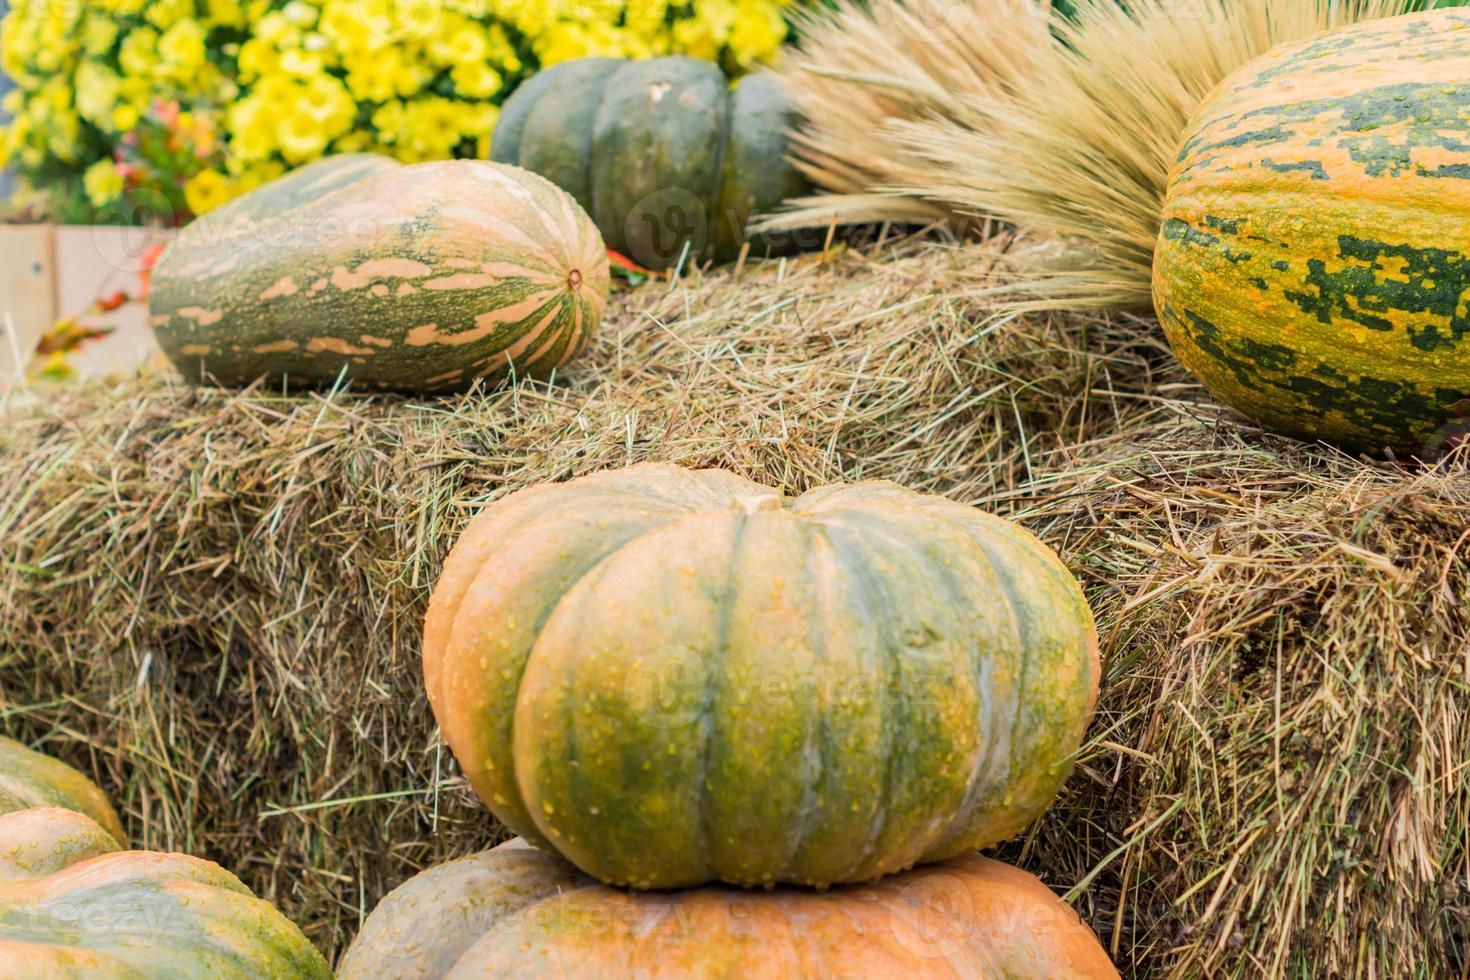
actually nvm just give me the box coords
[336,838,589,978]
[152,158,609,393]
[185,153,400,223]
[338,838,1118,979]
[0,808,122,880]
[425,463,1099,890]
[1154,9,1470,456]
[0,807,331,977]
[0,737,124,845]
[491,58,812,270]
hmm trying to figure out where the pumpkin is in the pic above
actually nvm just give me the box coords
[0,806,331,976]
[491,58,812,270]
[151,157,609,393]
[1153,8,1470,456]
[338,838,1118,979]
[0,736,124,845]
[425,463,1099,890]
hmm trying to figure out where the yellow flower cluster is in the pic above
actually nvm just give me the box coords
[2,0,224,173]
[1,0,793,219]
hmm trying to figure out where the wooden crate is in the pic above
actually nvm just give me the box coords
[0,224,173,391]
[0,224,55,386]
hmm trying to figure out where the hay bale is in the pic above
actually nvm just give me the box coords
[1,240,1465,975]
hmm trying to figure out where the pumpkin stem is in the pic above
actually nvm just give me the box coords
[731,494,783,515]
[567,268,583,291]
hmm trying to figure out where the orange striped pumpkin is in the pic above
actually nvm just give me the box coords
[152,156,609,393]
[0,806,332,976]
[339,838,1119,978]
[0,736,124,845]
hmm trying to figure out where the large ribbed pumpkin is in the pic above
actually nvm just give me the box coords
[1154,8,1470,456]
[151,157,608,393]
[425,463,1099,890]
[0,736,124,845]
[0,807,330,976]
[491,57,812,270]
[338,838,1118,979]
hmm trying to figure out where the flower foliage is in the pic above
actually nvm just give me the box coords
[0,0,791,223]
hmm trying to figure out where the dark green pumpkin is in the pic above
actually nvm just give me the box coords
[492,57,812,270]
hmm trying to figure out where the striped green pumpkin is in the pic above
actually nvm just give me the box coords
[1154,8,1470,456]
[424,463,1099,891]
[151,157,609,393]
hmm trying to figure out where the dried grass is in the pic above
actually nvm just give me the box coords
[775,0,1425,309]
[1,239,1467,976]
[772,0,1052,231]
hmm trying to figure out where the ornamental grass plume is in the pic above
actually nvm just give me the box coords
[774,0,1426,309]
[770,0,1053,230]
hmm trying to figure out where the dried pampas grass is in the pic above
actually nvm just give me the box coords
[775,0,1426,309]
[769,0,1053,231]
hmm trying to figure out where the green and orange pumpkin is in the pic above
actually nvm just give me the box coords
[425,463,1099,890]
[492,58,812,270]
[0,736,125,845]
[338,838,1118,978]
[0,806,331,977]
[151,156,608,393]
[0,739,327,976]
[1154,8,1470,456]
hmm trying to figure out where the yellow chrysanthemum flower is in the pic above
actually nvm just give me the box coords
[282,0,320,26]
[299,72,355,124]
[450,61,502,99]
[144,0,197,32]
[280,47,329,76]
[74,61,122,127]
[277,112,331,163]
[237,39,280,82]
[158,20,209,74]
[318,1,372,49]
[537,20,651,65]
[340,46,431,102]
[332,130,376,153]
[94,0,147,16]
[254,11,300,45]
[205,0,247,28]
[83,17,120,55]
[184,168,236,213]
[625,0,668,35]
[356,0,441,43]
[118,28,160,78]
[111,103,142,132]
[83,159,126,207]
[728,1,787,66]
